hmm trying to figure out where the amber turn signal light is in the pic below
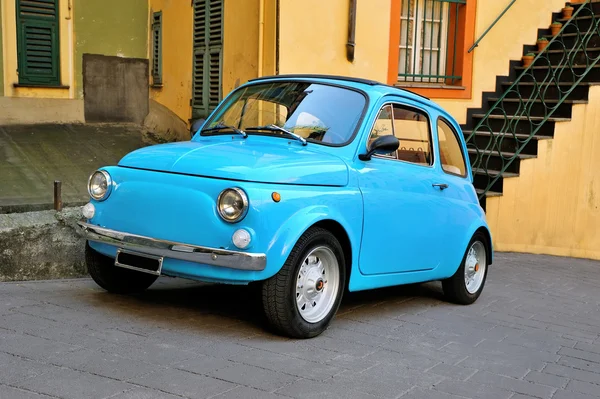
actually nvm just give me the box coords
[272,192,281,202]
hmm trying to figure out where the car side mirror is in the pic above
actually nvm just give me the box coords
[190,118,206,139]
[359,135,400,161]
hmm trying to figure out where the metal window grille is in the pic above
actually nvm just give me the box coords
[151,11,162,85]
[398,0,465,85]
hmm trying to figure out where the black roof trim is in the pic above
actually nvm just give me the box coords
[248,74,431,101]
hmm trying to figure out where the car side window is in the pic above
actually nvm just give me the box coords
[368,103,432,166]
[437,118,467,177]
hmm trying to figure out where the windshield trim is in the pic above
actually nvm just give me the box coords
[199,80,370,148]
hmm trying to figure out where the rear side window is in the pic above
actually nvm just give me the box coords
[437,119,467,177]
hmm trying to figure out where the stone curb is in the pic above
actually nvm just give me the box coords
[0,207,87,282]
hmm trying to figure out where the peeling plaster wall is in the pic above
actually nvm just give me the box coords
[73,0,148,99]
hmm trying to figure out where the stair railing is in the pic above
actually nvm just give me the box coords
[466,0,600,198]
[468,0,517,53]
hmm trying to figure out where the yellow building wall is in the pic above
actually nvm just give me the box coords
[149,0,274,124]
[2,0,75,99]
[148,0,193,123]
[277,0,390,80]
[222,0,259,95]
[486,86,600,260]
[435,0,568,122]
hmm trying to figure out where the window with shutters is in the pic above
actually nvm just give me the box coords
[192,0,223,119]
[151,11,162,86]
[16,0,60,86]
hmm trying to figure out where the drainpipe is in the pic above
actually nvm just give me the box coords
[346,0,356,62]
[258,0,265,77]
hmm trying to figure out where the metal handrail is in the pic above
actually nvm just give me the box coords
[468,0,517,53]
[467,0,600,198]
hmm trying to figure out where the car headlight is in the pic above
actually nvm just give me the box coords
[88,170,112,201]
[217,188,248,223]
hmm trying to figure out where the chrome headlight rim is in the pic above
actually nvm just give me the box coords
[87,170,112,201]
[217,187,249,223]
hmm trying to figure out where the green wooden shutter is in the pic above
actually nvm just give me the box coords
[16,0,60,86]
[151,11,163,85]
[192,0,222,119]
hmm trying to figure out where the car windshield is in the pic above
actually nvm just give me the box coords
[201,82,366,146]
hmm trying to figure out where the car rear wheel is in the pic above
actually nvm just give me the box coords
[262,227,346,339]
[86,242,158,294]
[442,232,488,305]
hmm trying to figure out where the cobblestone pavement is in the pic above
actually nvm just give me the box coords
[0,252,599,399]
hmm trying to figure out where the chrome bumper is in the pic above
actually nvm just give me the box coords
[77,221,267,271]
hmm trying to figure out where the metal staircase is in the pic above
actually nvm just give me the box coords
[463,0,600,209]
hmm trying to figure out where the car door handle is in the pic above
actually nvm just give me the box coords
[432,183,449,191]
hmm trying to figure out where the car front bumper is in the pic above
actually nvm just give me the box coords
[78,221,267,272]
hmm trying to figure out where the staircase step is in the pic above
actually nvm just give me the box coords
[472,114,569,122]
[468,148,537,159]
[468,149,536,174]
[556,14,600,31]
[487,98,585,104]
[464,130,551,156]
[486,97,585,118]
[530,48,600,66]
[514,65,600,83]
[471,113,567,136]
[475,188,502,198]
[541,32,600,49]
[500,81,592,100]
[472,168,518,194]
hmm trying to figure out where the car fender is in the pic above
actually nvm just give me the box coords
[262,202,363,280]
[449,219,493,278]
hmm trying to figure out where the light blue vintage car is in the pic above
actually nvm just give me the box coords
[79,75,492,338]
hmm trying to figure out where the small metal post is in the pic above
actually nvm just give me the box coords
[54,180,62,211]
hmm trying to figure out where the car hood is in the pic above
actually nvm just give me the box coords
[118,139,349,186]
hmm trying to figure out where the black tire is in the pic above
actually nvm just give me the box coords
[442,232,489,305]
[262,227,346,339]
[86,242,158,294]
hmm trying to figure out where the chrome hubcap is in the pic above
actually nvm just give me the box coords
[295,246,340,323]
[464,241,486,294]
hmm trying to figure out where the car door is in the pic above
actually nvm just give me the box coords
[357,101,447,275]
[425,116,478,270]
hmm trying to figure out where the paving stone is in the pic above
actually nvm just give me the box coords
[211,385,287,398]
[431,379,513,399]
[173,354,233,375]
[0,385,53,399]
[565,379,600,397]
[108,387,182,399]
[543,363,600,385]
[275,378,382,399]
[399,387,467,399]
[428,362,478,381]
[0,353,56,386]
[129,368,236,398]
[229,348,343,381]
[207,363,299,392]
[553,389,600,399]
[15,367,134,399]
[469,370,556,398]
[524,371,569,389]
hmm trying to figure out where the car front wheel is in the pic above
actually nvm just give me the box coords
[442,233,489,305]
[262,227,346,339]
[86,242,158,294]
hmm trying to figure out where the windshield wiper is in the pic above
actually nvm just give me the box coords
[245,124,307,146]
[201,124,247,138]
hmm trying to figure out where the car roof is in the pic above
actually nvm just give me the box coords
[248,74,443,109]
